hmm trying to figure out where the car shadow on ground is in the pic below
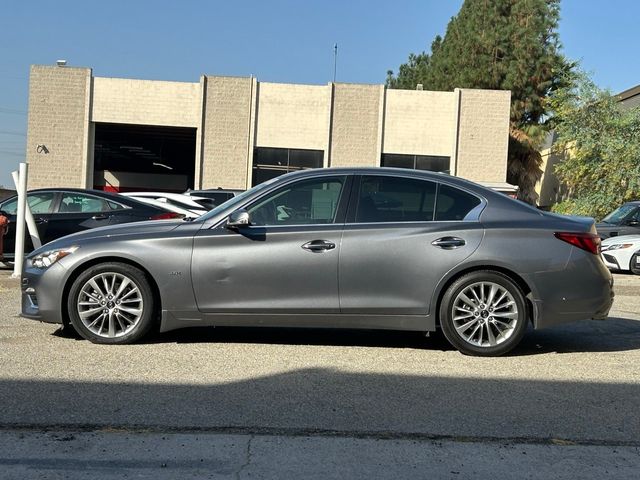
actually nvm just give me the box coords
[76,315,640,356]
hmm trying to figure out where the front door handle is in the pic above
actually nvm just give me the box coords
[92,214,109,220]
[301,240,336,253]
[34,218,48,225]
[431,236,466,249]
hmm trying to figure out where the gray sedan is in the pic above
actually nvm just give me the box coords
[21,168,613,356]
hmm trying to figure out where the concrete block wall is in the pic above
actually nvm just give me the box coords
[200,76,253,189]
[329,84,382,168]
[455,89,511,182]
[26,65,92,188]
[24,64,512,191]
[255,82,329,151]
[91,77,200,127]
[383,90,456,157]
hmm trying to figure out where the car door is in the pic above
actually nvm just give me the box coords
[49,192,116,241]
[620,207,640,236]
[0,191,56,255]
[339,174,485,315]
[191,175,350,314]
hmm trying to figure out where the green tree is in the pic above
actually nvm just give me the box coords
[387,0,573,203]
[549,72,640,219]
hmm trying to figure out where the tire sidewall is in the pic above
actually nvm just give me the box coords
[67,262,155,344]
[630,253,640,275]
[439,271,528,356]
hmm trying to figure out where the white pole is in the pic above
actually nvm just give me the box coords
[11,163,29,278]
[11,170,41,250]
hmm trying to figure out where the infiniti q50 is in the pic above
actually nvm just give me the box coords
[21,168,613,356]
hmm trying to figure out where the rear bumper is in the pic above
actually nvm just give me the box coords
[524,252,614,329]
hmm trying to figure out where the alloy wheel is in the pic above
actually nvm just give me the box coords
[76,272,144,338]
[451,281,519,347]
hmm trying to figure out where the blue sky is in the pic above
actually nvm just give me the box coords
[1,0,638,187]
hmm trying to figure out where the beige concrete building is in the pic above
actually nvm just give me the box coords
[25,64,511,192]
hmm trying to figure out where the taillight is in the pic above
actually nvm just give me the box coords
[554,232,601,255]
[150,212,183,220]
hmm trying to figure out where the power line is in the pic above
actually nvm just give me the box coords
[0,150,25,157]
[0,107,27,115]
[0,130,26,136]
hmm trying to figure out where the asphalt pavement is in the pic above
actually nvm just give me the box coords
[1,268,639,478]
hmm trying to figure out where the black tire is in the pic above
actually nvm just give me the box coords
[439,271,529,357]
[631,252,640,275]
[67,262,156,344]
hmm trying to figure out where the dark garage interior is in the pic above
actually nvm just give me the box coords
[93,123,196,192]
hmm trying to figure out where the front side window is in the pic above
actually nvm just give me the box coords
[59,193,111,213]
[248,177,345,226]
[0,192,55,215]
[355,176,437,223]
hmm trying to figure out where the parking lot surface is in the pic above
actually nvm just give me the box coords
[1,269,639,478]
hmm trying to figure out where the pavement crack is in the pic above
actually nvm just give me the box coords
[235,434,254,480]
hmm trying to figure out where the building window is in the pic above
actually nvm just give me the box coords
[252,147,323,186]
[381,154,450,174]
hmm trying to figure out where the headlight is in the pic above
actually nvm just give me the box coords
[602,243,633,251]
[31,246,79,269]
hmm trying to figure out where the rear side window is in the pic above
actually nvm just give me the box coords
[59,193,111,213]
[355,176,437,223]
[435,184,482,221]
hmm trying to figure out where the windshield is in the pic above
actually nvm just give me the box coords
[601,204,637,224]
[195,177,281,222]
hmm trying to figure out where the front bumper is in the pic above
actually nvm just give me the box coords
[21,262,67,325]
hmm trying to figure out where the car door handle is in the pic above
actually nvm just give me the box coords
[91,214,109,220]
[301,240,336,252]
[431,237,466,249]
[34,218,48,225]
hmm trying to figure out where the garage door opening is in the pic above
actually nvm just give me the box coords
[93,123,196,192]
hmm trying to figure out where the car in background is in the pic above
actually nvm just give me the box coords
[121,192,208,217]
[21,168,613,356]
[601,235,640,275]
[0,188,182,260]
[122,195,195,219]
[596,201,640,238]
[184,188,243,209]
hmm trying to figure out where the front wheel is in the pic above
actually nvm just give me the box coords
[67,262,156,344]
[630,252,640,275]
[439,271,529,356]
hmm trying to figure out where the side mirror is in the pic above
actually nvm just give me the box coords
[227,209,250,229]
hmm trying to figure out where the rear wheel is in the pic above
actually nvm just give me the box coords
[630,252,640,275]
[67,262,155,344]
[439,271,528,356]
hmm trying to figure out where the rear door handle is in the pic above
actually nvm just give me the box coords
[34,218,48,225]
[301,240,336,252]
[91,214,109,220]
[431,237,466,249]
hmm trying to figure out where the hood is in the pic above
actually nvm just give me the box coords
[30,220,184,255]
[602,234,640,246]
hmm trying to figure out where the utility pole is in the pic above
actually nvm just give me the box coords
[333,43,338,83]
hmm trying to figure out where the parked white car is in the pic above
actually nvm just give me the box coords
[122,192,209,217]
[601,235,640,275]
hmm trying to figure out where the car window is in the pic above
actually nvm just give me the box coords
[602,204,636,224]
[248,177,345,226]
[0,192,55,215]
[107,201,126,211]
[355,176,436,223]
[59,193,111,213]
[201,192,234,204]
[435,184,482,221]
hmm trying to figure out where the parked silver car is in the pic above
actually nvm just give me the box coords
[21,168,613,356]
